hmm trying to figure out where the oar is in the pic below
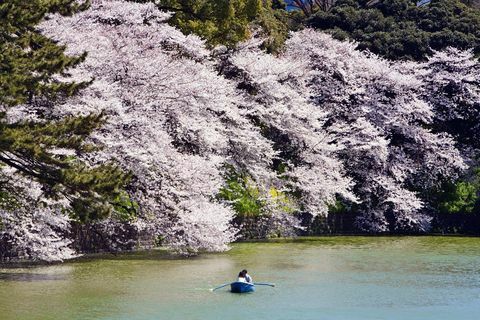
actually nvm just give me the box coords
[211,282,232,291]
[253,282,275,287]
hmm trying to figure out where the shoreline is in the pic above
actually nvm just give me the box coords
[1,234,479,267]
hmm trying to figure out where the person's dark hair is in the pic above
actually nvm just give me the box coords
[242,269,248,274]
[238,271,245,278]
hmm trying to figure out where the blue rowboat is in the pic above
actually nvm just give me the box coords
[230,281,255,293]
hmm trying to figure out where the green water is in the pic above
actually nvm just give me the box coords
[1,237,480,320]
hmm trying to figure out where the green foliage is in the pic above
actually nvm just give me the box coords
[0,0,134,223]
[218,166,265,218]
[268,186,298,214]
[439,181,478,213]
[438,169,480,214]
[0,190,19,211]
[272,0,287,9]
[156,0,288,52]
[218,166,297,218]
[307,0,480,60]
[0,0,90,106]
[154,235,165,246]
[328,199,348,214]
[0,113,133,222]
[256,1,290,52]
[111,191,139,222]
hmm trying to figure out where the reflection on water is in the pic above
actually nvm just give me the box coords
[0,265,73,282]
[0,236,479,320]
[0,272,66,282]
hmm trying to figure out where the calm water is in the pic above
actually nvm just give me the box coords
[1,237,480,320]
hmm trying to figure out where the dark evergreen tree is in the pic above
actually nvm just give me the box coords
[307,0,480,61]
[156,0,289,52]
[0,0,132,222]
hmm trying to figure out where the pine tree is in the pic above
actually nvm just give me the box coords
[156,0,288,51]
[0,0,131,222]
[0,0,89,106]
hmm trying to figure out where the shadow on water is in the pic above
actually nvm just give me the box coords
[68,249,209,264]
[0,272,66,282]
[1,237,480,320]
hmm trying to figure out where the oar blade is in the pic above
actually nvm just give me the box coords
[211,283,231,291]
[253,282,275,287]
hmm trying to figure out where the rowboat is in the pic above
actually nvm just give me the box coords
[211,281,273,292]
[230,281,255,293]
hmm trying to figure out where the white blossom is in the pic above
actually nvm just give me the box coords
[280,30,465,231]
[1,2,475,261]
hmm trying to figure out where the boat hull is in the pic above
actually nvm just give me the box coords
[230,282,255,293]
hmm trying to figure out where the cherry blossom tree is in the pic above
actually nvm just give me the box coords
[37,0,247,254]
[0,171,76,262]
[280,30,466,232]
[416,48,480,153]
[222,37,356,217]
[38,1,354,253]
[1,1,474,261]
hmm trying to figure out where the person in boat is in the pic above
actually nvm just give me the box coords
[242,269,253,284]
[237,271,247,283]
